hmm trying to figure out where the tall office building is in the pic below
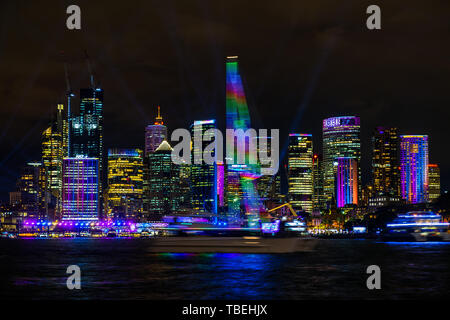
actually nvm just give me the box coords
[427,164,440,202]
[41,104,67,219]
[11,162,46,218]
[372,127,400,197]
[336,157,358,208]
[145,106,167,156]
[62,158,99,221]
[146,141,180,219]
[42,124,63,198]
[400,135,428,204]
[107,149,143,221]
[225,56,261,226]
[143,106,168,217]
[70,88,104,217]
[288,134,313,213]
[190,120,217,213]
[322,116,361,205]
[312,154,326,212]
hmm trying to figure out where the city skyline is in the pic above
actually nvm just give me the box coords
[0,1,449,201]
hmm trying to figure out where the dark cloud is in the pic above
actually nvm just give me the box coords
[0,0,449,199]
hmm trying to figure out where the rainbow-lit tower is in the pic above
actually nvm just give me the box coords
[400,135,429,203]
[225,56,261,227]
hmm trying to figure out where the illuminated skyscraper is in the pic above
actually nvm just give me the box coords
[145,106,167,156]
[146,141,180,219]
[70,88,104,217]
[11,162,46,219]
[190,120,217,213]
[225,56,261,226]
[288,134,313,213]
[62,157,99,221]
[312,154,326,212]
[107,149,143,221]
[427,164,440,202]
[41,104,67,219]
[71,88,103,159]
[42,124,63,198]
[336,157,358,208]
[372,127,400,197]
[322,116,361,205]
[400,135,428,204]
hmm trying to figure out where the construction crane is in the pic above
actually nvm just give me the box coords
[62,51,75,157]
[267,203,298,217]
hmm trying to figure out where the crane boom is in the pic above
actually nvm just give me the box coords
[267,203,298,217]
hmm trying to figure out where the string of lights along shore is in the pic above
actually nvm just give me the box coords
[6,55,442,229]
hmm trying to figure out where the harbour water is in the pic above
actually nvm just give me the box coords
[0,238,449,299]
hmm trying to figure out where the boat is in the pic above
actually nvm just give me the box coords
[383,211,450,242]
[145,236,317,253]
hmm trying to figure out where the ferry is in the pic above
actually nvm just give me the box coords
[145,236,317,253]
[383,211,450,242]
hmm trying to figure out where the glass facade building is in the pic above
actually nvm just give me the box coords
[288,134,313,213]
[107,149,143,221]
[312,154,326,212]
[372,127,400,197]
[190,120,217,213]
[62,157,99,221]
[146,141,181,219]
[400,135,428,204]
[336,157,358,208]
[322,116,361,205]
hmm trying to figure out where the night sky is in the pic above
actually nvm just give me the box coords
[0,0,449,200]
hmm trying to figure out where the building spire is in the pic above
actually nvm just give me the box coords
[154,105,163,125]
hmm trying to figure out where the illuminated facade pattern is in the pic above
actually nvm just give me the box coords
[190,120,217,213]
[336,157,358,208]
[427,164,440,202]
[145,106,167,156]
[147,141,181,218]
[107,149,143,221]
[322,116,361,205]
[225,56,261,226]
[62,158,99,221]
[372,127,400,197]
[288,134,313,213]
[400,135,428,204]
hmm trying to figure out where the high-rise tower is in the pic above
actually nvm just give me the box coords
[336,157,358,208]
[190,120,218,213]
[322,116,361,206]
[225,56,261,226]
[288,134,313,213]
[145,106,167,156]
[372,127,400,197]
[400,135,428,204]
[107,149,144,221]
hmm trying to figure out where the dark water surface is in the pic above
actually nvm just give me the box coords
[0,239,448,299]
